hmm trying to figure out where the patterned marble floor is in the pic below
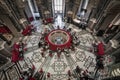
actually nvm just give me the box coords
[18,22,102,80]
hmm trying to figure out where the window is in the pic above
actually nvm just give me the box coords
[53,0,64,13]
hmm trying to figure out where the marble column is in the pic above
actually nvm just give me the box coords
[0,41,11,58]
[88,18,96,30]
[0,54,8,65]
[113,32,120,40]
[19,7,29,28]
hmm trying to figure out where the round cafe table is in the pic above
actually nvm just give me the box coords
[45,29,72,51]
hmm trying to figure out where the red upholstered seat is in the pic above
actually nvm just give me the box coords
[22,26,32,36]
[28,17,34,22]
[39,68,43,74]
[32,65,35,70]
[13,43,20,50]
[97,42,104,56]
[0,26,11,33]
[29,78,35,80]
[11,50,19,62]
[46,18,53,23]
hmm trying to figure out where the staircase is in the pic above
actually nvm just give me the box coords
[102,63,120,80]
[102,76,120,80]
[109,63,120,77]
